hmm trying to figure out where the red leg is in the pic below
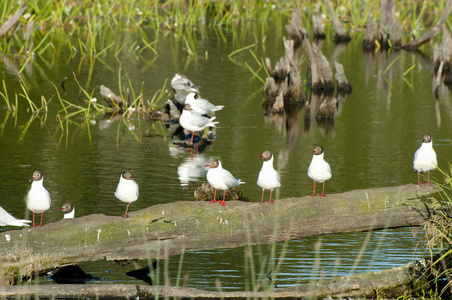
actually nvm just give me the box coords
[320,182,327,197]
[416,172,421,185]
[122,203,130,218]
[268,189,275,204]
[260,189,265,203]
[311,182,318,196]
[426,171,434,186]
[189,132,195,144]
[38,212,44,226]
[32,212,37,227]
[210,190,218,203]
[219,190,226,206]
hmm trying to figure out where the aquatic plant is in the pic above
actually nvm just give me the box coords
[421,166,452,297]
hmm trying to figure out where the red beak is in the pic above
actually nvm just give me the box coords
[29,177,35,182]
[311,150,315,153]
[58,208,64,211]
[204,164,210,167]
[258,155,264,158]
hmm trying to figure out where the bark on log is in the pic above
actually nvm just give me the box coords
[402,0,452,49]
[0,258,432,299]
[0,3,28,38]
[323,0,351,42]
[0,184,438,285]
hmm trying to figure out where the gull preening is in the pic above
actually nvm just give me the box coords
[185,92,224,116]
[171,74,199,105]
[115,171,139,218]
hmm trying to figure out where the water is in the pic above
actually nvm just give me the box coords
[0,20,449,290]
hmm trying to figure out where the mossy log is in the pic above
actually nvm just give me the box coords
[0,258,433,299]
[0,184,438,285]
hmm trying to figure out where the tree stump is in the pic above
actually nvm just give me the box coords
[323,0,351,42]
[363,13,377,49]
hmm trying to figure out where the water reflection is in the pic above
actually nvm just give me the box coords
[30,228,426,291]
[177,155,211,187]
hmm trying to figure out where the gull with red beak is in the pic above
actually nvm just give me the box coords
[205,160,244,207]
[307,146,332,197]
[115,171,139,218]
[26,170,51,227]
[257,150,281,204]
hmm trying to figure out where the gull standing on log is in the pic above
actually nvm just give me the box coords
[115,171,139,218]
[205,160,245,207]
[26,170,51,227]
[307,146,332,197]
[413,134,437,186]
[257,150,281,204]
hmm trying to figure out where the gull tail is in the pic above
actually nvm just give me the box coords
[213,105,225,112]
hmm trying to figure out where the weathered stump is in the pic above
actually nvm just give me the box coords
[263,37,302,110]
[433,27,452,71]
[363,12,377,49]
[305,40,335,92]
[323,0,351,42]
[334,61,352,92]
[378,0,402,49]
[284,10,306,46]
[312,13,326,39]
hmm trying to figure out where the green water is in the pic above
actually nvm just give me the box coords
[0,21,446,290]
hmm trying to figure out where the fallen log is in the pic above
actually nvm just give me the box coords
[0,184,438,285]
[0,257,434,299]
[402,0,452,50]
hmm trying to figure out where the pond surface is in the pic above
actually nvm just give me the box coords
[0,19,449,290]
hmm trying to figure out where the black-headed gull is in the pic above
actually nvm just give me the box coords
[26,170,51,227]
[171,74,199,105]
[185,92,224,116]
[179,104,218,144]
[115,171,139,218]
[307,146,332,197]
[257,151,281,204]
[0,206,31,227]
[58,203,75,219]
[205,160,245,207]
[413,134,437,186]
